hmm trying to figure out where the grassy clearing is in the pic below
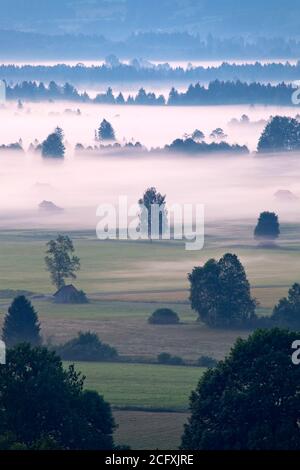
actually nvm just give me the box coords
[65,361,203,411]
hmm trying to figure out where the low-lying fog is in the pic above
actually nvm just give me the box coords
[1,101,300,230]
[3,101,300,149]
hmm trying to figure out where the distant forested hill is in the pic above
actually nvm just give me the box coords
[1,0,300,38]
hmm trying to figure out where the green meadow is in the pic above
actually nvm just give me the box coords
[1,224,300,448]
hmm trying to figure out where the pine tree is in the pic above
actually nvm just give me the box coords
[2,296,41,347]
[98,119,115,141]
[42,129,65,158]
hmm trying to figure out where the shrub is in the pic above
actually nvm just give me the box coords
[157,353,184,366]
[56,332,118,362]
[148,308,180,325]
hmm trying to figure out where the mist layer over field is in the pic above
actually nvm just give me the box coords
[1,101,300,230]
[3,101,299,149]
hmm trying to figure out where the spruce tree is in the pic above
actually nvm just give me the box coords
[2,296,41,347]
[98,119,115,141]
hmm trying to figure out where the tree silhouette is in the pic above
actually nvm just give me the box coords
[0,344,115,449]
[258,116,300,152]
[189,253,256,327]
[182,328,300,450]
[138,187,168,239]
[254,212,280,240]
[272,283,300,328]
[98,119,115,141]
[45,235,81,290]
[42,128,65,158]
[2,296,41,347]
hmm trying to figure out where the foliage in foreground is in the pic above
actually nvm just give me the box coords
[181,328,300,450]
[0,344,115,449]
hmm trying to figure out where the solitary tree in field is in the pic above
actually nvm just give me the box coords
[98,119,115,141]
[0,344,115,449]
[189,253,256,328]
[42,127,65,158]
[2,296,41,347]
[181,328,300,450]
[45,235,81,290]
[138,187,168,239]
[254,211,280,241]
[258,116,300,153]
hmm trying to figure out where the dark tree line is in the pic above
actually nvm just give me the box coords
[4,80,298,106]
[168,81,296,106]
[3,58,300,84]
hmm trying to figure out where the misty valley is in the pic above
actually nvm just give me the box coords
[1,0,300,458]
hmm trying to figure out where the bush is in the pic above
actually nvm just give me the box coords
[148,308,180,325]
[197,355,218,368]
[56,332,118,362]
[157,352,184,366]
